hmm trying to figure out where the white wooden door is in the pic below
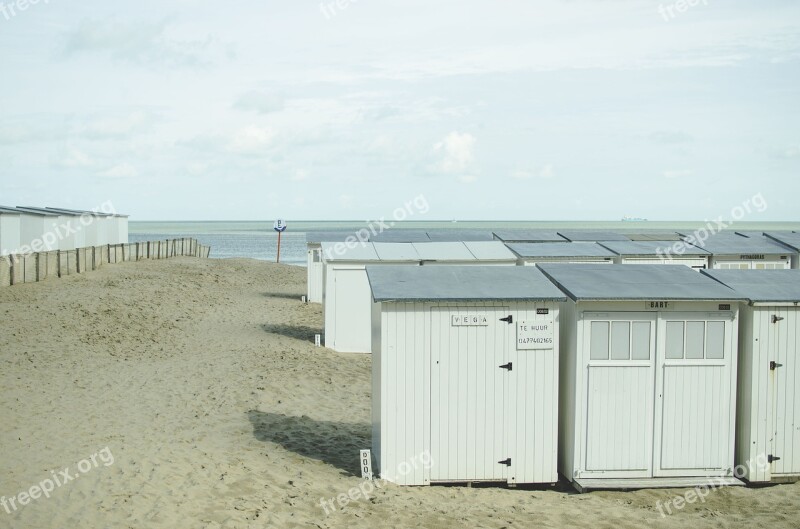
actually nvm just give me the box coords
[582,313,656,478]
[770,307,800,476]
[429,306,510,482]
[654,312,734,476]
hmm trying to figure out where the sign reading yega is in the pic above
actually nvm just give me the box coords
[451,314,489,326]
[517,320,554,350]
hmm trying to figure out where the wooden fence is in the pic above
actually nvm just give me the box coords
[0,238,211,288]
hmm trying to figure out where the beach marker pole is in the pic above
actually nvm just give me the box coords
[273,219,287,263]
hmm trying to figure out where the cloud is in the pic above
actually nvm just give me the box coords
[511,164,555,180]
[234,90,285,115]
[649,131,694,144]
[662,169,693,179]
[78,111,155,140]
[58,148,94,168]
[62,18,234,69]
[98,163,138,179]
[434,131,476,174]
[291,169,309,182]
[226,126,277,155]
[775,145,800,159]
[458,175,477,184]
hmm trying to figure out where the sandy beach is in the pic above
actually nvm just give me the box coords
[1,257,798,529]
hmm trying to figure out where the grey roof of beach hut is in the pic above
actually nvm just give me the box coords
[492,229,567,242]
[366,265,567,302]
[557,230,629,242]
[507,242,617,258]
[538,263,744,301]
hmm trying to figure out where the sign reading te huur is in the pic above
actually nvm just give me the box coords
[517,320,554,350]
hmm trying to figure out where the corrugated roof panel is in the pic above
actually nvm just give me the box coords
[372,243,421,262]
[320,241,380,261]
[693,235,796,255]
[600,240,710,257]
[538,263,745,301]
[765,232,800,252]
[425,230,495,242]
[369,230,431,242]
[367,265,567,302]
[412,242,476,261]
[463,241,518,261]
[492,230,566,242]
[557,230,629,242]
[702,269,800,303]
[624,232,683,241]
[507,242,616,258]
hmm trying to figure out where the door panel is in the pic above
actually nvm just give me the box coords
[655,313,734,476]
[430,306,509,482]
[582,313,656,477]
[772,307,800,476]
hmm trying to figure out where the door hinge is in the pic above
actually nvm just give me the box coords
[772,315,785,324]
[498,458,511,466]
[499,315,513,324]
[770,361,784,370]
[499,362,513,371]
[768,455,781,463]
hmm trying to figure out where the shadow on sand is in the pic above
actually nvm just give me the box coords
[261,324,322,343]
[247,410,369,476]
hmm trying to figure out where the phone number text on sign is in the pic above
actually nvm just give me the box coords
[517,320,554,350]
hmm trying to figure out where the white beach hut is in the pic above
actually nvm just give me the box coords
[367,265,567,485]
[322,242,519,353]
[506,242,616,266]
[305,231,354,303]
[698,235,794,270]
[600,240,710,270]
[765,232,800,269]
[369,230,430,243]
[17,207,81,250]
[0,207,21,255]
[703,269,800,483]
[13,207,60,252]
[47,208,105,247]
[322,242,421,353]
[538,264,746,491]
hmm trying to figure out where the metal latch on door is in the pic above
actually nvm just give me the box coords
[499,362,513,371]
[772,315,785,324]
[499,315,513,324]
[497,458,511,466]
[770,361,783,370]
[768,455,781,463]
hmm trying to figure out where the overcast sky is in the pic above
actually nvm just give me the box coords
[0,0,798,220]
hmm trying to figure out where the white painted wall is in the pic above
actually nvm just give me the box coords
[0,214,21,255]
[736,304,800,482]
[373,301,560,485]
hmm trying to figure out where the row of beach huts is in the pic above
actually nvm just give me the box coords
[304,228,800,491]
[0,206,129,254]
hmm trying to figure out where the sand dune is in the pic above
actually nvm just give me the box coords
[1,258,798,528]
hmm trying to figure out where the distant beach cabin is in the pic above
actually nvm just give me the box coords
[506,242,616,266]
[538,264,745,492]
[764,232,800,269]
[600,240,710,270]
[321,242,517,353]
[689,233,794,270]
[703,269,800,483]
[11,207,61,252]
[305,231,353,304]
[367,265,566,485]
[0,207,21,255]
